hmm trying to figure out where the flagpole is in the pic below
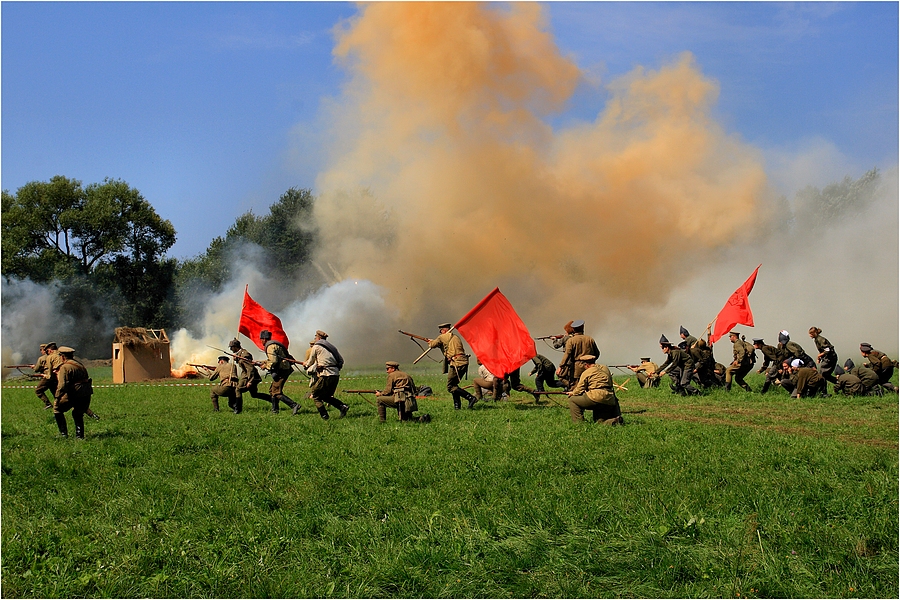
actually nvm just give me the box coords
[413,326,455,365]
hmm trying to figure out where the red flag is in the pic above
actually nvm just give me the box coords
[238,286,290,351]
[709,265,761,344]
[455,288,536,378]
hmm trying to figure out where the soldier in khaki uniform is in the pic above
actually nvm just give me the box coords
[725,331,754,392]
[427,323,477,410]
[556,320,600,391]
[32,343,53,409]
[785,359,826,398]
[630,357,659,389]
[375,361,431,423]
[566,354,622,424]
[208,356,238,413]
[753,338,783,394]
[808,327,838,384]
[228,338,270,413]
[860,343,898,392]
[260,330,301,414]
[306,330,350,420]
[52,347,93,439]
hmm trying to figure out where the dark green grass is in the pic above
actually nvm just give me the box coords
[2,369,897,598]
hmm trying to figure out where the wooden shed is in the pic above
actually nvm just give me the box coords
[112,327,171,383]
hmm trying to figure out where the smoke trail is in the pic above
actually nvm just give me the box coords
[313,3,771,347]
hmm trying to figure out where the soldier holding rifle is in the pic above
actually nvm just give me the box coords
[374,361,431,423]
[425,323,478,410]
[52,346,94,439]
[556,320,599,391]
[651,335,700,396]
[306,330,350,420]
[626,357,659,389]
[32,343,53,409]
[260,330,301,415]
[229,338,271,412]
[208,356,239,413]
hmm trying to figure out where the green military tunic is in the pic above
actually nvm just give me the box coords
[377,369,418,421]
[559,334,600,387]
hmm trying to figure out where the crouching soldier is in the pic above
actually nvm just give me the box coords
[209,356,238,413]
[52,346,93,439]
[375,361,431,423]
[566,354,623,425]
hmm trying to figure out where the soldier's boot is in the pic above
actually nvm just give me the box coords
[276,394,299,415]
[761,381,771,394]
[234,396,243,414]
[270,398,280,413]
[38,392,52,409]
[463,390,478,409]
[54,413,68,438]
[317,406,330,420]
[452,393,462,410]
[86,409,100,421]
[338,403,350,419]
[377,403,388,423]
[73,413,85,440]
[211,398,220,412]
[740,382,752,393]
[724,382,732,392]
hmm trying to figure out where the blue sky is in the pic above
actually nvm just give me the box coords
[3,1,897,259]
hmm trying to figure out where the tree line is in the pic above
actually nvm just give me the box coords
[2,176,318,357]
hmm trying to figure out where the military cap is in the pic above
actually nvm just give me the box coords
[577,354,597,362]
[438,322,452,330]
[218,356,230,362]
[752,338,764,344]
[315,330,328,338]
[640,357,651,361]
[571,319,585,330]
[385,361,400,368]
[58,346,75,354]
[309,340,316,346]
[678,341,687,349]
[659,334,671,346]
[844,358,855,370]
[39,343,48,350]
[46,342,57,349]
[728,331,740,337]
[259,330,272,340]
[790,359,802,368]
[228,338,241,348]
[834,365,845,376]
[860,342,873,352]
[679,325,689,336]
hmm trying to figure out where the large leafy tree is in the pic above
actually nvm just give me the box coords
[2,176,178,340]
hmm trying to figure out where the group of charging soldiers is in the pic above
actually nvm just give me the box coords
[24,319,897,437]
[28,342,97,439]
[616,325,898,399]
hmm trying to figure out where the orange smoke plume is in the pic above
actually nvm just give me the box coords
[313,2,770,331]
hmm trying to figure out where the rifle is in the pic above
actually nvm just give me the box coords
[398,330,429,342]
[3,365,41,379]
[534,334,564,341]
[4,364,35,370]
[188,363,216,371]
[342,389,378,407]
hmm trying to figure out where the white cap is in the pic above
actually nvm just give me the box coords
[781,330,790,337]
[791,359,802,368]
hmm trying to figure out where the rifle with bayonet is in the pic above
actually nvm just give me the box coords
[188,363,216,372]
[398,329,446,365]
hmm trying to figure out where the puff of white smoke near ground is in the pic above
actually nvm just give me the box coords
[1,277,76,380]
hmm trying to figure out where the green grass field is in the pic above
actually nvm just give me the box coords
[2,366,897,598]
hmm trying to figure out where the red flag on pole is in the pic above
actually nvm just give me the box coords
[709,265,761,344]
[238,285,290,351]
[455,288,536,377]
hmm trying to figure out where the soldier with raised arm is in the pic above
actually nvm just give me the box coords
[427,323,477,410]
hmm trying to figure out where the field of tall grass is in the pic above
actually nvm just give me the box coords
[2,365,897,598]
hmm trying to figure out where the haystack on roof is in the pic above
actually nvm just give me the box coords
[113,327,169,348]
